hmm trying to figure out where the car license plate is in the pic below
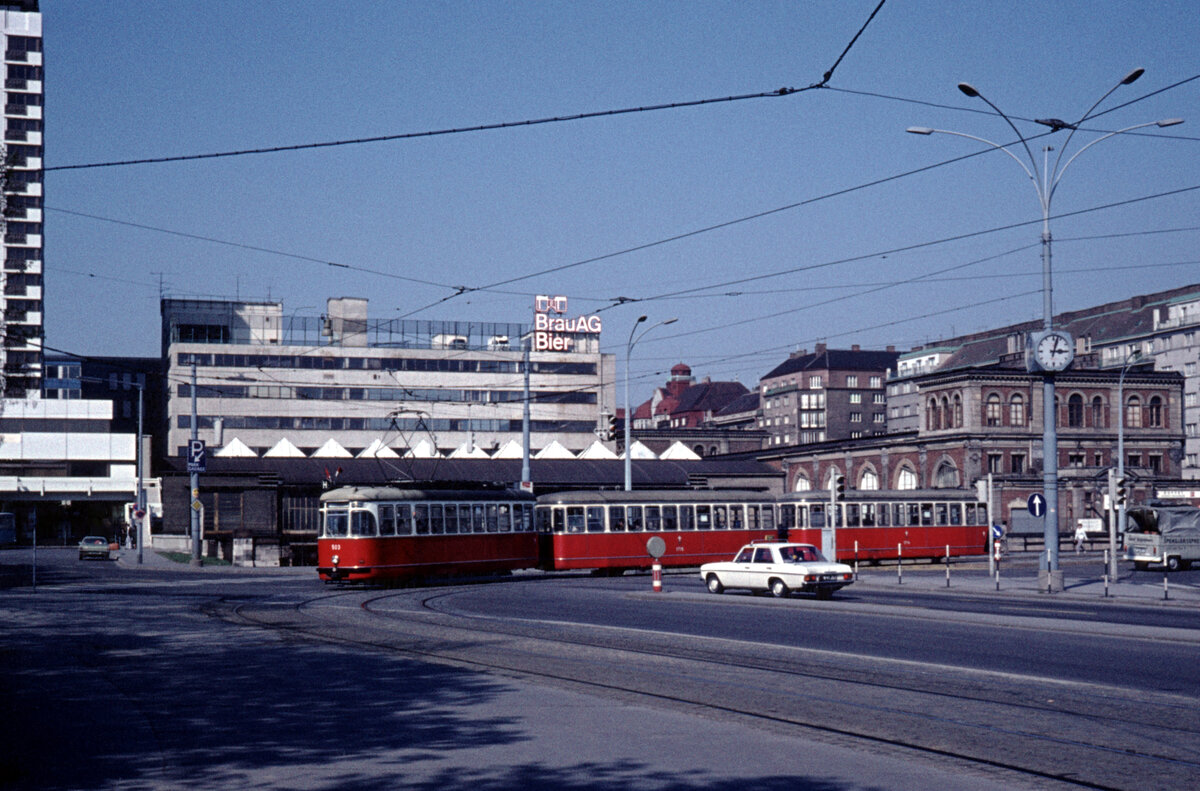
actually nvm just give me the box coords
[821,574,837,581]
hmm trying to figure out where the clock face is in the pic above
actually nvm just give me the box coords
[1035,331,1074,371]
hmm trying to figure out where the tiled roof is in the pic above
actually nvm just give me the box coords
[763,348,899,379]
[672,381,749,413]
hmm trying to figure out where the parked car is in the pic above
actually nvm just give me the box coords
[78,536,112,561]
[700,542,854,599]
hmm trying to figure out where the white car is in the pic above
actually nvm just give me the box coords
[700,542,854,599]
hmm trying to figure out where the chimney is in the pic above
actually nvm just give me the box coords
[887,345,895,352]
[851,344,860,352]
[815,343,827,354]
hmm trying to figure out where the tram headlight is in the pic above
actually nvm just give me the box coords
[331,554,340,567]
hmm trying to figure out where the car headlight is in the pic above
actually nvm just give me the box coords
[331,554,340,566]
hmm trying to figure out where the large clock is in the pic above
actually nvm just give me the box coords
[1031,329,1075,372]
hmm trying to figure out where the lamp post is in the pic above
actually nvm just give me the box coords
[1115,347,1142,579]
[908,69,1181,588]
[624,316,677,491]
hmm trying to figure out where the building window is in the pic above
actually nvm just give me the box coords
[896,467,918,490]
[873,392,885,404]
[859,469,879,490]
[1068,393,1084,427]
[1068,453,1085,467]
[1127,454,1141,469]
[1091,396,1105,428]
[1148,396,1163,428]
[1009,394,1025,427]
[985,394,1002,427]
[953,394,962,428]
[849,392,862,404]
[1011,454,1026,474]
[870,376,882,388]
[850,412,862,423]
[987,453,1003,474]
[847,375,858,388]
[1148,454,1162,474]
[809,375,822,389]
[1126,396,1142,428]
[873,413,885,423]
[793,475,811,492]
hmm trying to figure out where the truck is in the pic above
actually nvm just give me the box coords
[1125,503,1200,572]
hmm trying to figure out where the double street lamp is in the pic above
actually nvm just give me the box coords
[624,315,677,491]
[909,68,1181,585]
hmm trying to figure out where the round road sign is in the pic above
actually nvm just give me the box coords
[646,536,666,559]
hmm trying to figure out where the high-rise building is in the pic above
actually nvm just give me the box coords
[1,1,42,398]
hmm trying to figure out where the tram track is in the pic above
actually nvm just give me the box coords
[219,586,1199,791]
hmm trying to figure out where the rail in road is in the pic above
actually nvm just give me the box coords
[220,581,1200,791]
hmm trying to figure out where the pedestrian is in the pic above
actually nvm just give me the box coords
[1074,523,1087,554]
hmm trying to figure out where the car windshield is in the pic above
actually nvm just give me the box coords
[779,545,823,563]
[82,537,106,545]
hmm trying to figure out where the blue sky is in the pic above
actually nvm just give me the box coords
[46,1,1199,389]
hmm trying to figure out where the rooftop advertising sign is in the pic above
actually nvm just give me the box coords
[533,295,602,351]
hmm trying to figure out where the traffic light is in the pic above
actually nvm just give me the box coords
[1115,477,1127,507]
[604,413,618,441]
[831,474,846,501]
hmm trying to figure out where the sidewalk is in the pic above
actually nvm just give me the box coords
[113,545,311,575]
[851,550,1200,606]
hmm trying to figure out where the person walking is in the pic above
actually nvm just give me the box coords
[1074,523,1088,554]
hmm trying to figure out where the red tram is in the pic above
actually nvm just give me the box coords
[534,489,782,573]
[778,488,989,563]
[317,486,537,583]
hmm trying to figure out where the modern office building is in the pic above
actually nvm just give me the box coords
[161,297,617,460]
[1,1,42,398]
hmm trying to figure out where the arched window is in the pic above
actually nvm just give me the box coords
[896,467,918,490]
[952,394,963,428]
[1126,395,1142,428]
[859,469,879,490]
[934,460,960,488]
[1148,396,1163,428]
[985,393,1002,427]
[927,398,940,430]
[1010,394,1025,427]
[941,396,951,429]
[1091,396,1105,428]
[1068,394,1084,428]
[793,475,812,492]
[692,445,705,457]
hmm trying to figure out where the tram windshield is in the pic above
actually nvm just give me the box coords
[324,510,348,538]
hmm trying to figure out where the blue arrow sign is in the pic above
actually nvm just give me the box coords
[991,524,1004,540]
[1027,493,1047,518]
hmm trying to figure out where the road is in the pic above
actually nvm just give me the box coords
[2,547,1198,791]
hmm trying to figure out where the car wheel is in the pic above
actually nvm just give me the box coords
[705,574,724,594]
[769,578,789,598]
[1166,556,1182,572]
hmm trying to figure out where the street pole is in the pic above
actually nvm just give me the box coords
[908,69,1181,590]
[623,316,677,491]
[136,380,144,565]
[521,341,531,491]
[1116,348,1141,579]
[190,361,202,566]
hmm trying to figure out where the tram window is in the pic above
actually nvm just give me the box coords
[325,511,348,537]
[811,504,826,528]
[950,504,963,525]
[473,504,486,533]
[414,505,430,535]
[729,505,744,530]
[908,503,921,526]
[696,505,711,530]
[351,511,377,537]
[494,504,509,532]
[862,504,876,527]
[965,503,976,525]
[487,504,499,533]
[609,506,625,532]
[663,505,678,531]
[679,505,694,531]
[645,506,662,532]
[761,505,775,532]
[566,506,585,533]
[586,507,604,533]
[935,504,948,526]
[430,504,445,534]
[892,504,904,527]
[775,504,790,530]
[536,507,551,533]
[846,504,860,527]
[795,506,806,528]
[714,506,727,529]
[521,505,534,532]
[627,506,643,532]
[379,505,396,536]
[878,504,889,527]
[921,503,934,527]
[551,507,565,534]
[396,505,413,535]
[978,504,988,524]
[444,504,458,534]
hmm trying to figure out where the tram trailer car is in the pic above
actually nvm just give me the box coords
[318,486,538,583]
[534,489,782,573]
[777,488,990,563]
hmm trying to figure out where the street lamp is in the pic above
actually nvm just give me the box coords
[909,69,1181,590]
[1115,347,1143,579]
[624,315,677,491]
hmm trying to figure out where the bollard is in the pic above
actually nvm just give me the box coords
[854,540,859,580]
[1104,573,1110,599]
[945,544,951,588]
[995,564,1000,592]
[652,561,662,593]
[897,543,903,585]
[1163,573,1169,601]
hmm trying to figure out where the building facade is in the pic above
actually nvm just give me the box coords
[161,297,616,460]
[759,344,899,448]
[1,1,42,398]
